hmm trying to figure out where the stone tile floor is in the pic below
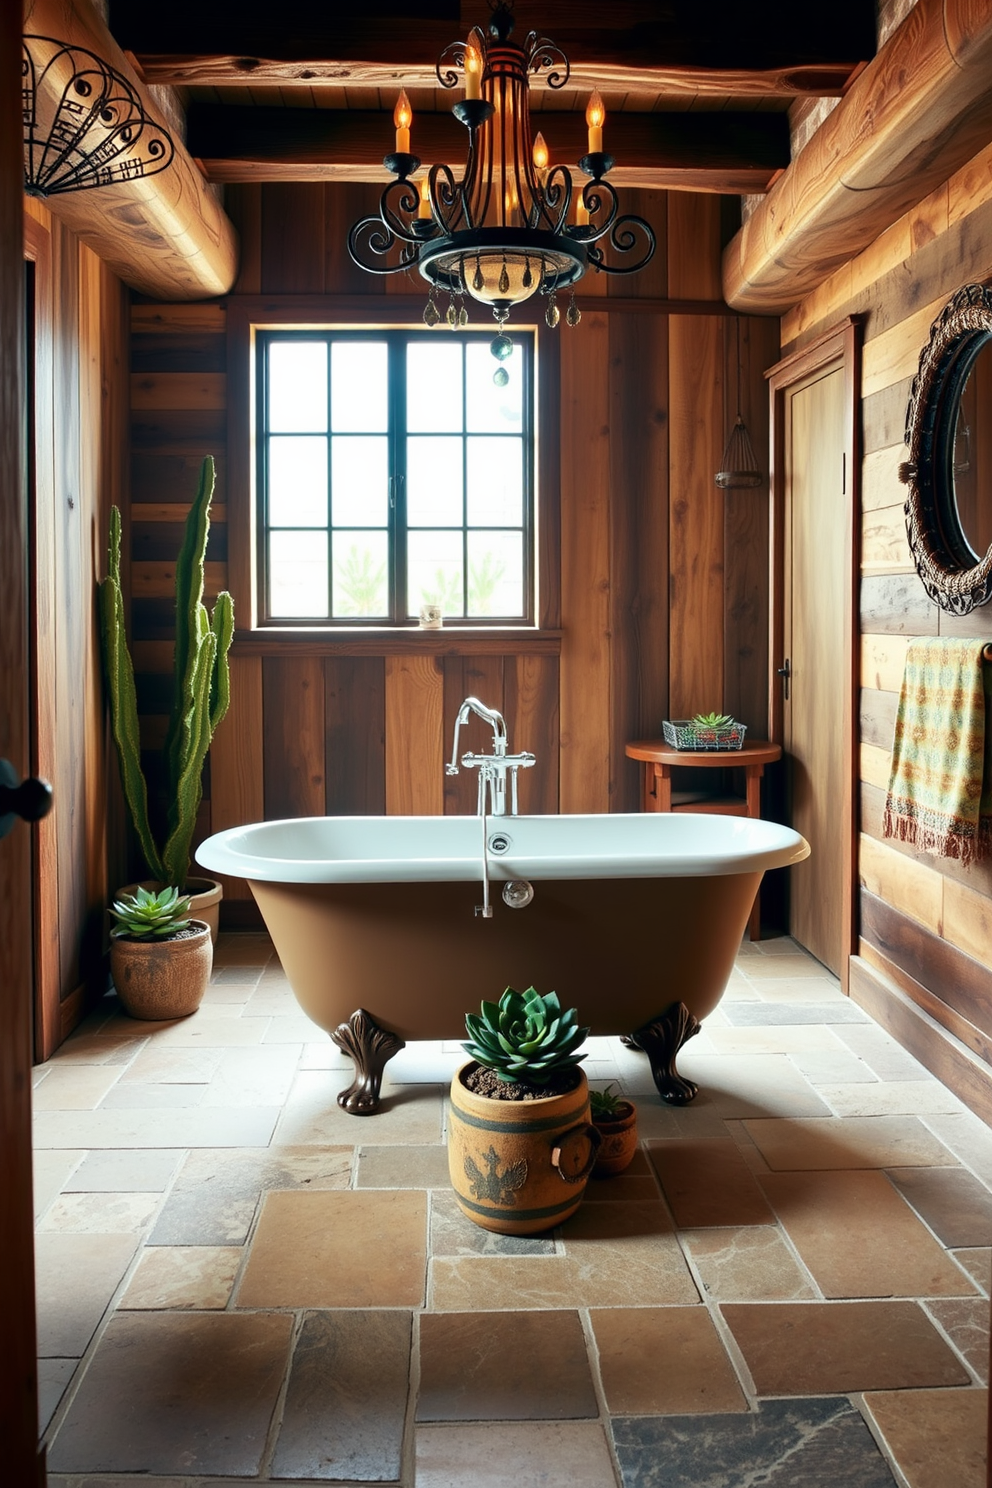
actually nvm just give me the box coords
[33,932,990,1486]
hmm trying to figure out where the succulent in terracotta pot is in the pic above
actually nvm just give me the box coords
[589,1083,639,1177]
[109,887,212,1021]
[448,986,600,1236]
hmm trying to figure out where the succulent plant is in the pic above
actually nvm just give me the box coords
[109,885,192,940]
[692,711,735,729]
[589,1083,627,1118]
[463,987,589,1086]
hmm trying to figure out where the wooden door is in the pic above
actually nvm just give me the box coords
[769,321,860,986]
[0,0,45,1476]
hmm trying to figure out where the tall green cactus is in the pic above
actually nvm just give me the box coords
[99,456,234,891]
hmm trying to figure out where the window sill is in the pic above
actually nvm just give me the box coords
[231,628,562,657]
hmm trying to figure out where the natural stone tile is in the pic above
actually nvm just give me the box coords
[819,1080,966,1117]
[262,1014,325,1043]
[271,1311,411,1481]
[953,1248,992,1295]
[788,1048,881,1085]
[681,1226,817,1301]
[119,1247,243,1310]
[33,1150,84,1217]
[429,1190,556,1258]
[384,1040,465,1085]
[415,1422,617,1488]
[613,1397,898,1488]
[148,1146,352,1246]
[750,978,848,1003]
[669,1053,834,1121]
[617,1095,730,1140]
[35,1233,139,1357]
[834,1024,930,1080]
[889,1167,992,1248]
[704,1024,849,1054]
[750,936,806,957]
[137,1014,273,1047]
[209,965,266,984]
[591,1306,747,1414]
[32,1066,123,1110]
[46,1312,293,1477]
[299,1040,353,1071]
[273,1069,443,1145]
[738,955,835,980]
[33,1105,280,1150]
[722,1301,971,1394]
[922,1112,992,1188]
[760,1170,974,1298]
[48,1033,147,1066]
[38,1357,76,1434]
[584,1148,660,1202]
[722,1002,869,1025]
[199,1044,302,1107]
[647,1139,775,1226]
[926,1299,990,1382]
[37,1191,162,1235]
[212,932,274,966]
[863,1387,988,1488]
[357,1143,451,1189]
[237,1190,427,1308]
[744,1116,955,1170]
[117,1046,224,1084]
[418,1311,597,1420]
[98,1082,206,1109]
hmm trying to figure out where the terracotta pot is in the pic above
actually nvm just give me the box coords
[110,920,212,1020]
[117,876,222,944]
[591,1101,638,1177]
[447,1063,601,1236]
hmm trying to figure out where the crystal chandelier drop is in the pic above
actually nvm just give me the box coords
[347,0,656,382]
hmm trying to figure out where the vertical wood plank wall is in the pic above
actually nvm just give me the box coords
[128,184,777,919]
[24,197,129,1054]
[780,138,992,1104]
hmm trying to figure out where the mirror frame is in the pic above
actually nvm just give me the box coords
[900,281,992,614]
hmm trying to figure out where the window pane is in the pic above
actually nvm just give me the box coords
[466,341,523,432]
[332,436,389,527]
[407,436,463,527]
[268,342,327,433]
[467,531,524,616]
[331,342,388,432]
[466,437,523,526]
[332,532,389,618]
[268,436,328,527]
[407,343,463,432]
[407,531,464,617]
[269,530,328,617]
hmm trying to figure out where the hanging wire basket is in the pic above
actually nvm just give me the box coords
[715,415,762,489]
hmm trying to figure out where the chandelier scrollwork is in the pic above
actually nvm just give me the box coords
[23,35,175,197]
[347,0,656,381]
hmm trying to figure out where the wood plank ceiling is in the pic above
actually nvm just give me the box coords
[108,0,877,196]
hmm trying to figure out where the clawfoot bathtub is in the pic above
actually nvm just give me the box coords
[197,813,809,1113]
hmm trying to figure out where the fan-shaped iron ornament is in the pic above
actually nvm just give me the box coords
[23,35,175,198]
[347,0,655,379]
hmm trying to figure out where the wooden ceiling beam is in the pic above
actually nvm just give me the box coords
[187,104,789,193]
[109,0,874,96]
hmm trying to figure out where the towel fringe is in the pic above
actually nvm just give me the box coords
[883,797,989,866]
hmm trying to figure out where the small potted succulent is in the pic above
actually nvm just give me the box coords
[447,986,601,1236]
[589,1084,638,1177]
[109,886,212,1021]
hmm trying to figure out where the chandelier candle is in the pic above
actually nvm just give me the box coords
[347,0,655,382]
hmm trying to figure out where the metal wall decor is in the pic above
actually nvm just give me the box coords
[23,35,174,197]
[347,0,655,381]
[715,319,762,489]
[900,282,992,614]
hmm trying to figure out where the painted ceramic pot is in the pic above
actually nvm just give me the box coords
[447,1062,601,1236]
[591,1101,638,1177]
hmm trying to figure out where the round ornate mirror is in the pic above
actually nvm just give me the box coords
[901,282,992,614]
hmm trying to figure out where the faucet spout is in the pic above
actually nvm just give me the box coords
[446,696,507,775]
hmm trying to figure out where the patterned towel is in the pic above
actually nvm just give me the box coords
[883,637,992,864]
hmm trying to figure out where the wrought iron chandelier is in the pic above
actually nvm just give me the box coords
[347,0,655,382]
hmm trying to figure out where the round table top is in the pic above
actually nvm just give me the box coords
[625,738,782,765]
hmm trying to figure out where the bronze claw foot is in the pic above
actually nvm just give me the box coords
[331,1008,405,1115]
[627,1001,701,1105]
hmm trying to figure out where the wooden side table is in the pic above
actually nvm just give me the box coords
[624,738,782,941]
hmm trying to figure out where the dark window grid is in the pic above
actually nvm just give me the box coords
[258,329,533,625]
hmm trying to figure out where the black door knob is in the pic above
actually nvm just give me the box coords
[0,758,53,840]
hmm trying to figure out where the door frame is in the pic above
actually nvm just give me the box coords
[766,317,862,993]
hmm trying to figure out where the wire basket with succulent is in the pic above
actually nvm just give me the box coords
[449,986,600,1236]
[663,712,747,751]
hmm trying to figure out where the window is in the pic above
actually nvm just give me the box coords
[257,329,535,625]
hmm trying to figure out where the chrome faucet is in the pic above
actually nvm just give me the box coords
[445,696,535,817]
